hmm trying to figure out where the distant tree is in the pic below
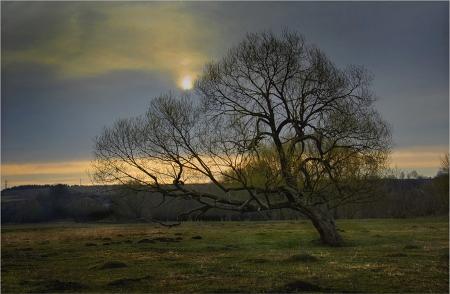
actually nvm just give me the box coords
[113,181,151,220]
[90,30,393,247]
[33,184,72,221]
[68,197,112,222]
[14,200,46,223]
[434,152,449,213]
[437,152,449,176]
[36,191,55,221]
[1,202,16,223]
[407,170,419,179]
[3,184,51,192]
[49,184,72,220]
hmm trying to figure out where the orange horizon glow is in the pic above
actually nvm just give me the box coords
[1,160,93,188]
[390,146,448,170]
[1,145,447,188]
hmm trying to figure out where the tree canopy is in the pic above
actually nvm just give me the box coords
[90,30,393,246]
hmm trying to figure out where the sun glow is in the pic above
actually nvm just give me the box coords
[181,75,193,90]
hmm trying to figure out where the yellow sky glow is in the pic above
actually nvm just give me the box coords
[2,161,91,176]
[1,2,216,89]
[1,145,447,187]
[1,161,92,187]
[390,145,448,175]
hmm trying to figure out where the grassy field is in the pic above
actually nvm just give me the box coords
[1,218,448,293]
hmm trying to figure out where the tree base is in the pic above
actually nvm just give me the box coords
[299,206,347,247]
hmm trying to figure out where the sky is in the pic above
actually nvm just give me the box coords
[1,1,449,187]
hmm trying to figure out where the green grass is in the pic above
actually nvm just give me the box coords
[1,218,448,293]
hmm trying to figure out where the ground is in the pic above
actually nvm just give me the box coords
[1,218,448,293]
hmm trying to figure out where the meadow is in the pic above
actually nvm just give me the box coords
[1,218,448,293]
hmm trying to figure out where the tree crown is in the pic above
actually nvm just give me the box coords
[90,29,393,219]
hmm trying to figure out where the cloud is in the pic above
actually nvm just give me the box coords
[1,1,447,185]
[1,67,175,164]
[1,2,220,88]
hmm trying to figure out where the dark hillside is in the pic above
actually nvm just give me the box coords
[1,178,448,223]
[1,185,113,223]
[1,187,51,202]
[1,185,102,202]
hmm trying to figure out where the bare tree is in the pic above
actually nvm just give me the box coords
[90,30,393,246]
[434,152,449,213]
[438,152,449,176]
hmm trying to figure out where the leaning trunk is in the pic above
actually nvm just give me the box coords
[299,206,347,247]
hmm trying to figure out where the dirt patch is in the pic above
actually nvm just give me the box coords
[403,244,421,250]
[386,252,408,257]
[108,275,152,287]
[38,279,85,292]
[137,237,180,243]
[137,238,155,243]
[98,261,127,270]
[282,280,322,292]
[285,253,318,262]
[220,244,239,250]
[153,237,179,242]
[3,249,37,259]
[244,258,269,263]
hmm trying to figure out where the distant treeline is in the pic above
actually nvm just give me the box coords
[1,176,449,224]
[2,184,112,223]
[2,184,53,192]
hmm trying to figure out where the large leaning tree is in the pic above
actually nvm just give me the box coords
[90,30,393,247]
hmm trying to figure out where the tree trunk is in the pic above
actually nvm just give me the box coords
[299,206,347,247]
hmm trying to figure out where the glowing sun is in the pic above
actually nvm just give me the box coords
[181,75,193,90]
